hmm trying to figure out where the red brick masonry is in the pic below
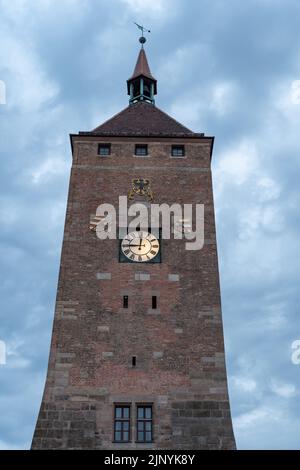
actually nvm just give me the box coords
[31,102,236,449]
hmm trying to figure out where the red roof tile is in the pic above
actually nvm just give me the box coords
[90,101,198,136]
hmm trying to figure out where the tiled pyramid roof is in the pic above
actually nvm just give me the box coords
[89,101,201,137]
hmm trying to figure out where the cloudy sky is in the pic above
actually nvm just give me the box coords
[1,0,300,450]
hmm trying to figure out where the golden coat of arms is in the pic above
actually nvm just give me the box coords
[128,178,153,201]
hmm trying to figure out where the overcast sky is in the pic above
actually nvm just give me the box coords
[1,0,300,450]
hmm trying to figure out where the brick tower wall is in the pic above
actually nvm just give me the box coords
[31,136,235,450]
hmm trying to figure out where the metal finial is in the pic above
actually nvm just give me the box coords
[134,22,151,47]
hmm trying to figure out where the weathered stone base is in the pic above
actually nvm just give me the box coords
[32,398,235,450]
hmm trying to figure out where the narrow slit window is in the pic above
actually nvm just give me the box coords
[152,296,157,309]
[114,405,130,442]
[132,356,136,367]
[123,296,129,309]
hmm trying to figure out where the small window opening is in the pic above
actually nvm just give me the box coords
[98,143,111,156]
[133,80,140,98]
[144,81,151,98]
[171,145,185,157]
[123,296,129,309]
[135,144,148,156]
[152,296,157,309]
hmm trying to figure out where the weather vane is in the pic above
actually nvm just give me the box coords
[134,22,151,46]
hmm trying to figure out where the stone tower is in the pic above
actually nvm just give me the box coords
[31,39,236,450]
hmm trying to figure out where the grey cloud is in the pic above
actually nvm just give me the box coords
[1,0,300,449]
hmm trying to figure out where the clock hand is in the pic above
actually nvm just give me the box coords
[123,243,146,247]
[131,244,146,247]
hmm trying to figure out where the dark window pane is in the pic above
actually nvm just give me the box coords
[98,144,111,156]
[144,82,151,97]
[146,421,152,431]
[135,145,148,156]
[123,421,129,431]
[172,145,185,157]
[133,81,140,98]
[114,405,131,442]
[136,405,153,442]
[152,296,157,309]
[115,421,121,431]
[138,421,144,431]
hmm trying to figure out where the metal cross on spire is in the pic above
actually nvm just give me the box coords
[134,22,151,47]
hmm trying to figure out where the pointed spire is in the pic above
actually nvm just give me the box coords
[127,47,157,105]
[130,48,156,82]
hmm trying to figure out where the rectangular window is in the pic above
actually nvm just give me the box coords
[136,405,153,443]
[135,144,148,156]
[171,145,185,157]
[98,143,111,156]
[114,405,130,442]
[152,296,157,309]
[132,356,136,367]
[123,296,129,309]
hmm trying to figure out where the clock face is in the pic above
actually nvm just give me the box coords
[121,231,160,263]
